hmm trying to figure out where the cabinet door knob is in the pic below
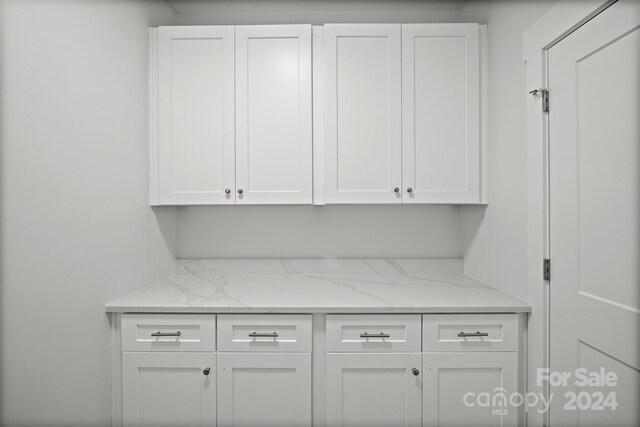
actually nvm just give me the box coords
[412,368,420,376]
[238,188,244,195]
[203,367,211,376]
[407,187,413,193]
[224,188,231,195]
[394,187,400,193]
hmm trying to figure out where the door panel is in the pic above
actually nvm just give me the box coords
[326,353,421,427]
[402,24,480,203]
[217,353,311,427]
[548,1,640,425]
[122,352,216,427]
[422,353,517,427]
[324,24,402,203]
[235,25,312,204]
[158,26,235,205]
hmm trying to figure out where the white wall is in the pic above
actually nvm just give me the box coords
[175,0,464,260]
[0,1,176,425]
[173,0,463,25]
[459,0,556,299]
[179,205,462,258]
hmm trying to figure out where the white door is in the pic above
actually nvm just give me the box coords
[235,25,313,204]
[402,24,480,204]
[324,24,402,204]
[157,26,235,205]
[422,353,517,427]
[122,352,216,427]
[326,353,422,427]
[548,1,640,425]
[217,353,311,426]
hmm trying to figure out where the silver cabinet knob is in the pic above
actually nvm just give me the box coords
[224,188,231,195]
[203,367,211,376]
[407,187,413,193]
[412,368,420,376]
[394,187,400,193]
[238,188,244,195]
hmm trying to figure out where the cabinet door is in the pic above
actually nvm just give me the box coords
[326,353,421,427]
[217,353,311,426]
[324,24,402,204]
[157,26,235,205]
[423,352,517,427]
[235,25,312,204]
[122,352,216,427]
[402,24,480,203]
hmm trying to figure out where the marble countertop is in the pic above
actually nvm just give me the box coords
[105,259,530,313]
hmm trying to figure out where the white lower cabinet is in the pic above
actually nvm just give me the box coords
[422,353,518,427]
[122,352,216,427]
[326,353,422,427]
[116,313,521,427]
[217,353,312,427]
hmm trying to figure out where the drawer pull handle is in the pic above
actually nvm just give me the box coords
[151,331,182,337]
[458,331,489,337]
[248,332,279,338]
[360,332,391,338]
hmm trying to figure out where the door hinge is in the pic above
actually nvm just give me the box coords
[529,88,549,113]
[543,258,551,281]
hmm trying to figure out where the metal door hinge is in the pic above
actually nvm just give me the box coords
[529,88,549,113]
[543,258,551,281]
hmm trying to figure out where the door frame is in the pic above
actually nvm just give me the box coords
[523,1,616,426]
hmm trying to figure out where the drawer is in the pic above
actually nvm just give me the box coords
[121,314,215,352]
[217,314,312,352]
[422,314,518,352]
[326,314,421,352]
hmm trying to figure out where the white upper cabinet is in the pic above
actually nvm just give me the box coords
[320,23,484,204]
[323,24,403,204]
[151,23,485,205]
[235,25,313,204]
[156,26,235,205]
[152,25,312,205]
[402,24,480,203]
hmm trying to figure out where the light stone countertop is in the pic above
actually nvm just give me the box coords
[105,259,530,313]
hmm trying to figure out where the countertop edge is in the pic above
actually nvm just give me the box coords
[105,305,532,314]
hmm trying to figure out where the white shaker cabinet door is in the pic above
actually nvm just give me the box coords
[122,352,216,427]
[402,24,480,203]
[326,353,422,427]
[157,26,235,205]
[422,352,518,427]
[217,353,312,427]
[324,24,402,204]
[235,25,313,204]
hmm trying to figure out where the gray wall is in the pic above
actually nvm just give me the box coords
[174,0,465,260]
[0,1,176,425]
[459,0,557,300]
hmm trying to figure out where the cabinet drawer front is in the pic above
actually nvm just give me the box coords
[326,314,421,352]
[121,314,215,352]
[422,314,518,352]
[217,314,312,352]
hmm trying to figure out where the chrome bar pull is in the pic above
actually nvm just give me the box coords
[458,331,489,337]
[248,332,279,338]
[360,332,391,338]
[151,331,182,337]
